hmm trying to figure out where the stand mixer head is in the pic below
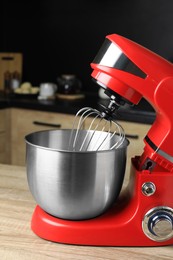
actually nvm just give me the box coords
[91,34,173,172]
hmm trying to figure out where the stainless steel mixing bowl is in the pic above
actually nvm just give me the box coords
[25,129,129,220]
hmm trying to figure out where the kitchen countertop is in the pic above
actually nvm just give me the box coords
[0,163,173,259]
[0,92,155,124]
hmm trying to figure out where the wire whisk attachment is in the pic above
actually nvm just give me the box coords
[68,107,125,152]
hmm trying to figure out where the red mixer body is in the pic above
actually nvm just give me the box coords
[31,34,173,246]
[91,34,173,172]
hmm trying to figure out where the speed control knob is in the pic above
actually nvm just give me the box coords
[142,206,173,242]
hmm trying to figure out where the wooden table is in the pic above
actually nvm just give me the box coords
[0,163,173,259]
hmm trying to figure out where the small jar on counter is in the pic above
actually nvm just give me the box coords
[4,71,12,94]
[4,70,21,94]
[11,71,21,90]
[57,74,82,95]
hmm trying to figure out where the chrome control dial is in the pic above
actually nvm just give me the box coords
[142,206,173,242]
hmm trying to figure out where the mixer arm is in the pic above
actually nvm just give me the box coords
[91,34,173,171]
[139,77,173,171]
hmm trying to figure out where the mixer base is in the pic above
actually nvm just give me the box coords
[31,204,172,246]
[31,161,173,246]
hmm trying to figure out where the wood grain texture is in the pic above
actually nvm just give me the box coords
[0,164,173,259]
[0,109,11,164]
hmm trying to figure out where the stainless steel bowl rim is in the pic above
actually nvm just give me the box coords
[25,129,129,153]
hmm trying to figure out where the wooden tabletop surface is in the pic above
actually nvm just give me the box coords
[0,163,173,260]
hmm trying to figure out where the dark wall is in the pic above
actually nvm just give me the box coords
[2,0,173,92]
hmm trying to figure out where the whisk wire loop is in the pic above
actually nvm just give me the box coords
[68,107,125,152]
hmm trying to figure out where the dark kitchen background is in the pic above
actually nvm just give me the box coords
[1,0,173,93]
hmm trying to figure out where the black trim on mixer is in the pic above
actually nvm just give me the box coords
[145,136,173,163]
[145,136,158,151]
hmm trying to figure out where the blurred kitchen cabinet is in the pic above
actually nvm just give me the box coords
[0,109,11,164]
[10,108,151,170]
[10,108,76,165]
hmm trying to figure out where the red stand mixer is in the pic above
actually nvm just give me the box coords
[30,34,173,246]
